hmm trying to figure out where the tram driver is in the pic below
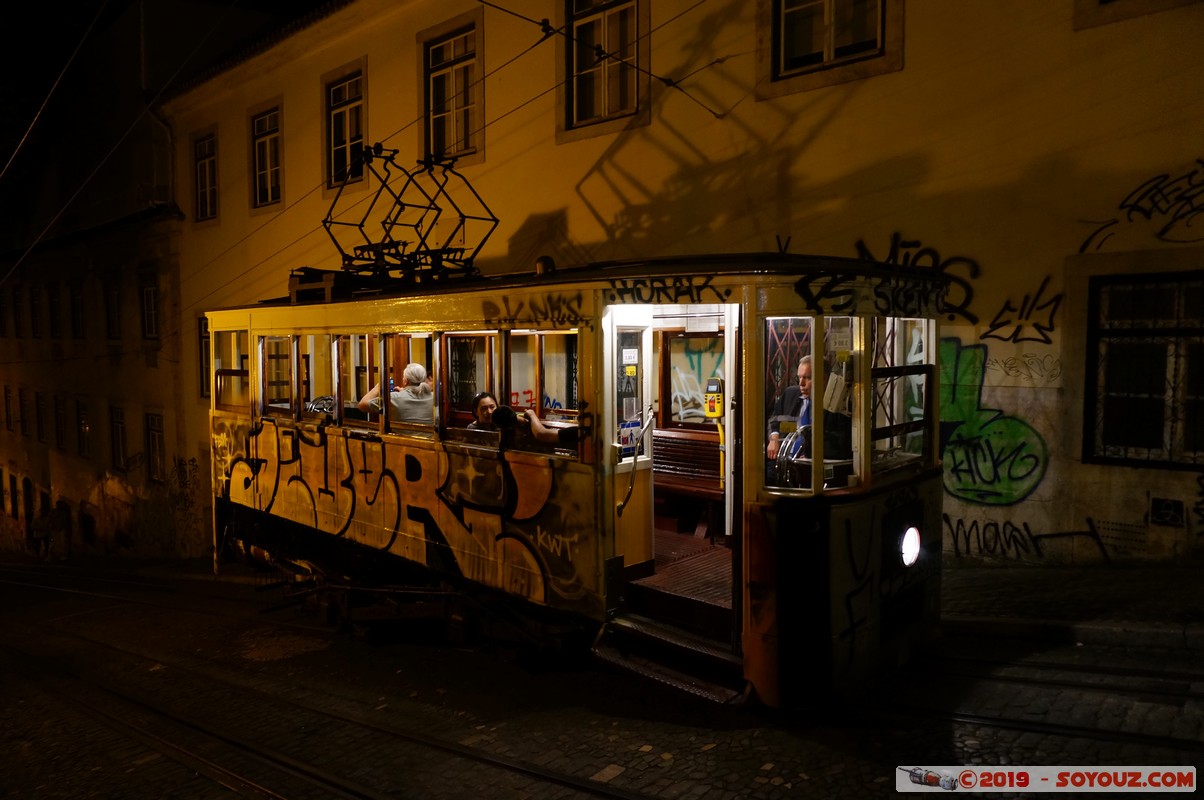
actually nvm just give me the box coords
[357,363,434,423]
[766,356,852,474]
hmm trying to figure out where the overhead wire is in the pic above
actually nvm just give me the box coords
[0,0,248,294]
[3,0,728,360]
[183,0,728,315]
[0,0,112,184]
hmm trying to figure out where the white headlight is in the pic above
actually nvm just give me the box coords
[901,526,921,566]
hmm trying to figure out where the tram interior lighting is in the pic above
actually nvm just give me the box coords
[900,526,921,567]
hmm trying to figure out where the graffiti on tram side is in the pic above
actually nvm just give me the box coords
[482,292,587,329]
[211,414,602,616]
[943,513,1111,563]
[832,480,941,670]
[941,338,1048,505]
[855,231,981,324]
[793,272,945,318]
[606,275,731,305]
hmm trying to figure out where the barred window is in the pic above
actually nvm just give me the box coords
[1085,271,1204,468]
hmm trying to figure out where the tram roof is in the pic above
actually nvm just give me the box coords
[208,251,949,313]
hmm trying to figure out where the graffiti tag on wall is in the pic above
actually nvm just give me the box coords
[855,232,980,324]
[981,276,1062,345]
[1081,158,1204,251]
[944,513,1110,563]
[940,338,1048,505]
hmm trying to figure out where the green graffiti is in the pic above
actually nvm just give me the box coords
[940,338,1047,505]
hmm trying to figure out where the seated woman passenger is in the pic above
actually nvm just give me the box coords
[468,391,578,446]
[357,363,433,424]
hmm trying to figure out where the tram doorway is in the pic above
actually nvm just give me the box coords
[603,302,741,647]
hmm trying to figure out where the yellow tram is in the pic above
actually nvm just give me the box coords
[207,252,946,709]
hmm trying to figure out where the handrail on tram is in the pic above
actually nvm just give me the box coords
[615,407,655,518]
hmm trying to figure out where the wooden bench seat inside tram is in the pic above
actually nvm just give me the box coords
[651,428,724,539]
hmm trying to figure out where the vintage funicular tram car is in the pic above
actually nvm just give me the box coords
[207,252,946,709]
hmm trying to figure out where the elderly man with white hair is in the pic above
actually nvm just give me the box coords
[357,363,433,423]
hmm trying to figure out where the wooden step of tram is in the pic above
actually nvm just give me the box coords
[593,614,746,705]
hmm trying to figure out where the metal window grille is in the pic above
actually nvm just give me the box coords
[1085,271,1204,468]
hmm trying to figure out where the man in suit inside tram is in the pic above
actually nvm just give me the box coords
[765,355,852,469]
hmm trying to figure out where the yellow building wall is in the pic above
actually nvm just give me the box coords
[163,0,1204,565]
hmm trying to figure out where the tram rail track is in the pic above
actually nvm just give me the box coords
[1,571,661,800]
[874,647,1204,757]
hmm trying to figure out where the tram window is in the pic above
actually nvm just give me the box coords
[377,333,434,433]
[213,329,249,412]
[870,316,934,476]
[661,332,722,427]
[444,333,497,427]
[262,335,293,418]
[509,331,579,417]
[337,334,377,427]
[299,334,336,422]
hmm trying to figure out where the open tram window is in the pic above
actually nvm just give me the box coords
[377,332,435,433]
[443,332,497,428]
[261,335,294,418]
[509,331,579,418]
[299,333,336,422]
[506,331,580,455]
[870,316,936,478]
[337,333,376,426]
[213,329,249,412]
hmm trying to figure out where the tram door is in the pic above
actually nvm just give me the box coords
[604,305,655,568]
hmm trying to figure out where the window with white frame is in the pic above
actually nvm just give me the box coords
[199,318,211,398]
[47,282,61,338]
[1085,271,1204,468]
[70,282,84,338]
[195,133,218,221]
[757,0,902,98]
[54,395,65,449]
[566,0,641,129]
[146,412,165,482]
[424,22,480,161]
[327,71,364,187]
[77,399,91,458]
[110,406,127,470]
[141,282,159,339]
[1074,0,1203,30]
[252,107,282,207]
